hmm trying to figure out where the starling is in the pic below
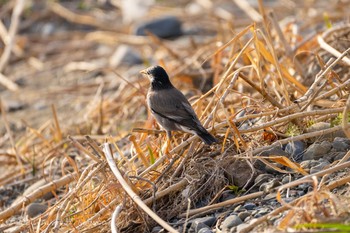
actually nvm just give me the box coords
[140,65,218,145]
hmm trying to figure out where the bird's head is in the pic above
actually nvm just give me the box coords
[140,65,173,90]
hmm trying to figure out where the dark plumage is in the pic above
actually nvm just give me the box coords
[140,65,218,145]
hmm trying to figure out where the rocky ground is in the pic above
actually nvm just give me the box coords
[1,0,350,232]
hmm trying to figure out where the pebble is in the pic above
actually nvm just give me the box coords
[109,45,142,67]
[190,216,216,231]
[259,179,281,192]
[281,176,291,184]
[134,16,182,38]
[285,141,305,161]
[334,152,347,161]
[220,191,236,202]
[263,193,276,201]
[221,215,243,231]
[306,122,330,133]
[26,203,48,218]
[300,160,312,169]
[254,174,274,185]
[306,122,346,140]
[151,226,164,233]
[243,202,256,210]
[332,137,350,151]
[259,146,289,157]
[236,223,250,232]
[310,160,330,174]
[238,211,251,221]
[2,99,26,112]
[197,227,213,233]
[302,141,332,160]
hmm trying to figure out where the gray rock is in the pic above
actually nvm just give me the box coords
[191,221,209,233]
[134,16,182,38]
[220,191,236,202]
[243,202,256,210]
[259,146,289,157]
[285,141,305,161]
[263,193,276,201]
[300,160,313,169]
[236,223,250,233]
[307,122,330,132]
[191,216,216,229]
[256,207,269,216]
[259,179,281,192]
[2,99,26,112]
[334,152,347,161]
[26,203,48,218]
[254,174,274,185]
[151,226,164,233]
[310,160,330,174]
[109,45,142,67]
[197,227,213,233]
[306,122,346,140]
[238,211,251,221]
[332,137,350,151]
[303,141,332,160]
[221,215,243,231]
[281,176,291,184]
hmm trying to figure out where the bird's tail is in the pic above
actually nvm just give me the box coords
[197,129,218,145]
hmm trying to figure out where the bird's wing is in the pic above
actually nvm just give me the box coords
[149,88,203,130]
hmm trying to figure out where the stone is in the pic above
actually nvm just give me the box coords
[307,122,330,133]
[191,216,216,229]
[2,99,26,112]
[259,146,289,157]
[259,179,281,192]
[310,160,330,174]
[238,211,251,221]
[306,122,345,141]
[302,141,332,160]
[134,16,182,38]
[151,226,164,233]
[243,202,256,210]
[281,176,291,184]
[221,215,243,231]
[332,137,350,152]
[285,141,305,161]
[334,152,347,161]
[26,203,48,218]
[197,228,213,233]
[254,174,274,185]
[109,45,143,67]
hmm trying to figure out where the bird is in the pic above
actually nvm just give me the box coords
[140,65,218,152]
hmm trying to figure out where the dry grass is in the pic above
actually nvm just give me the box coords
[0,0,350,232]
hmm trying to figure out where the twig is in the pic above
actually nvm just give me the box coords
[144,179,188,206]
[0,0,24,72]
[0,99,23,171]
[0,173,77,222]
[296,48,350,108]
[49,2,120,31]
[342,93,350,138]
[68,135,100,163]
[240,107,343,134]
[268,11,304,77]
[318,24,350,66]
[111,204,123,233]
[103,143,178,233]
